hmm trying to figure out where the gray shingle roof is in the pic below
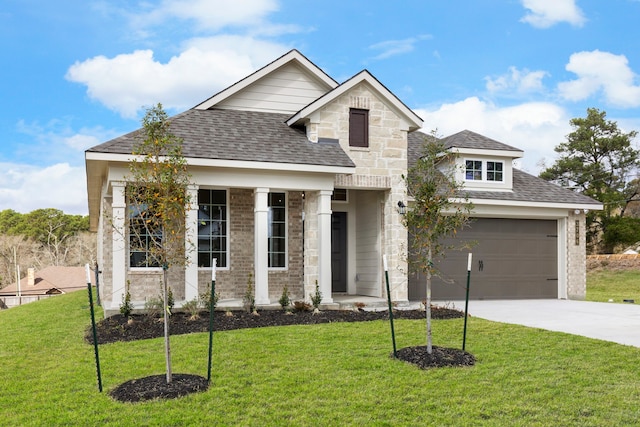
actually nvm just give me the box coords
[88,109,355,168]
[408,130,600,206]
[441,129,523,152]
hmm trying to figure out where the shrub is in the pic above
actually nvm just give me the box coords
[279,286,291,311]
[243,274,256,313]
[183,298,200,319]
[120,280,134,318]
[144,296,163,318]
[311,281,322,310]
[199,284,219,311]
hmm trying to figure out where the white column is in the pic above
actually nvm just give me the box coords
[318,190,333,303]
[254,188,270,304]
[184,185,199,302]
[111,182,126,311]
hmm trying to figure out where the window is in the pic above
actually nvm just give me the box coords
[198,189,227,268]
[331,188,348,202]
[465,160,504,182]
[349,108,369,147]
[129,202,162,268]
[465,160,483,180]
[487,161,503,181]
[268,192,286,268]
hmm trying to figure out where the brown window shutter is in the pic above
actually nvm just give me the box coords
[349,108,369,147]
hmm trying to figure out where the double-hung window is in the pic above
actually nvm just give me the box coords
[268,192,286,268]
[198,189,228,268]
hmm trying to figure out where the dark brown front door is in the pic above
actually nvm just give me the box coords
[331,212,347,293]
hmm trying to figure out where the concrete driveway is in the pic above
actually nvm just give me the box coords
[448,299,640,348]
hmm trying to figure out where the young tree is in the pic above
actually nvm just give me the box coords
[403,135,473,354]
[539,108,639,252]
[126,103,191,383]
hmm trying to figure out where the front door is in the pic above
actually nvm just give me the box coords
[331,212,347,292]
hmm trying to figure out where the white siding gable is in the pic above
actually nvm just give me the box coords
[215,63,331,114]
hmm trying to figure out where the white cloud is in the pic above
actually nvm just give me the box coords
[129,0,280,32]
[369,35,432,60]
[415,97,570,173]
[486,66,549,95]
[0,162,88,214]
[66,37,291,118]
[520,0,586,28]
[557,50,640,108]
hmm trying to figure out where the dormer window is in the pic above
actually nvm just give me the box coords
[465,159,504,182]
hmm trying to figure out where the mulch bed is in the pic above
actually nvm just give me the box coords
[88,306,473,403]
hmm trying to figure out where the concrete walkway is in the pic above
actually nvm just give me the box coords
[446,299,640,348]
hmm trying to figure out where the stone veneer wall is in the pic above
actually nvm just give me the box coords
[567,210,587,299]
[307,83,409,300]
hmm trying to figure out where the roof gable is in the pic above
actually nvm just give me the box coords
[286,70,424,132]
[194,50,337,114]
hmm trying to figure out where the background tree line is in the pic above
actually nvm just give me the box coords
[0,208,95,289]
[540,107,640,254]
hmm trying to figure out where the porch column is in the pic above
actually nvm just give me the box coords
[111,182,126,311]
[254,187,270,304]
[184,185,199,302]
[318,190,333,303]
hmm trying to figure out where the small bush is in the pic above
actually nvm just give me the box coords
[183,298,200,319]
[279,286,291,311]
[243,274,256,313]
[311,281,322,310]
[199,285,219,311]
[144,297,163,318]
[293,300,312,312]
[120,281,134,318]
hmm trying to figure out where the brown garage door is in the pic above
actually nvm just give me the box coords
[409,218,558,300]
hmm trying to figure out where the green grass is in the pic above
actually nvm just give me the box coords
[2,291,640,426]
[587,270,640,303]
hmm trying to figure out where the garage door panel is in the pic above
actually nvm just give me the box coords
[409,218,558,301]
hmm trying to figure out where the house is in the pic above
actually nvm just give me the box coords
[0,266,93,309]
[85,49,602,316]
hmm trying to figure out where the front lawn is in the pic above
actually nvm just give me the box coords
[1,291,639,426]
[587,269,640,303]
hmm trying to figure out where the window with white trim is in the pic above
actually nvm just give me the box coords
[129,202,162,268]
[465,160,504,182]
[198,189,228,268]
[268,192,286,268]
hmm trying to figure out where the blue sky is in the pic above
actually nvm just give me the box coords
[2,0,640,214]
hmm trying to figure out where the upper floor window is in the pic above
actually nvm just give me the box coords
[349,108,369,147]
[268,192,286,268]
[465,160,504,182]
[198,189,228,268]
[465,160,483,180]
[487,161,503,182]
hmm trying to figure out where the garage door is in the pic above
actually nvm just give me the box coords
[408,218,558,300]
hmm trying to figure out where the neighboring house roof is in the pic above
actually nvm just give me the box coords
[87,109,355,168]
[286,69,424,132]
[0,266,92,296]
[408,130,602,207]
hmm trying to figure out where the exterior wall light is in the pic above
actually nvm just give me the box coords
[397,201,407,215]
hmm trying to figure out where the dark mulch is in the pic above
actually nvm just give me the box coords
[109,374,209,403]
[395,345,476,369]
[88,306,469,403]
[86,306,463,345]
